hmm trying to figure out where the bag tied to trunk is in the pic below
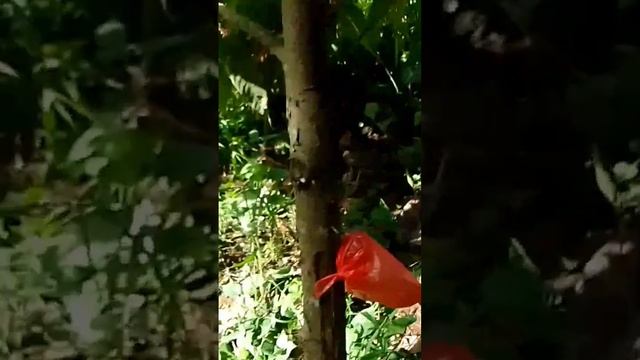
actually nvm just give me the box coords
[314,231,421,308]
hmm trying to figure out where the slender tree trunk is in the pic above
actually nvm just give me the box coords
[281,1,346,359]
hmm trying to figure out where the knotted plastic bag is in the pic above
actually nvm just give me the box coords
[314,231,421,308]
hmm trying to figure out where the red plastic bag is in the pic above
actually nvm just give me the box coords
[423,343,476,360]
[314,231,421,308]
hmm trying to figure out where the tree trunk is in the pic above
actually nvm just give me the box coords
[281,1,346,359]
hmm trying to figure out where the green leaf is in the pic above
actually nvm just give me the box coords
[55,91,92,120]
[63,80,80,102]
[81,211,125,244]
[337,2,367,41]
[90,312,120,333]
[100,130,156,183]
[613,161,639,182]
[84,157,109,176]
[391,315,415,328]
[360,0,406,53]
[366,0,395,29]
[480,265,558,341]
[67,127,105,162]
[42,88,58,112]
[364,102,380,119]
[369,203,398,236]
[24,187,46,205]
[385,323,408,337]
[95,20,127,63]
[54,102,74,126]
[0,61,18,78]
[361,351,387,360]
[230,75,268,115]
[43,109,56,133]
[593,147,617,204]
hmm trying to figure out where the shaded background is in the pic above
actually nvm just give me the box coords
[0,1,217,358]
[423,0,640,359]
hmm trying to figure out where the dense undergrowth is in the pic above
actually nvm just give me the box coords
[219,7,419,352]
[0,1,217,358]
[218,0,423,357]
[218,77,422,360]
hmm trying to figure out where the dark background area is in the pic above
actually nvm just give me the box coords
[423,0,640,359]
[0,1,217,358]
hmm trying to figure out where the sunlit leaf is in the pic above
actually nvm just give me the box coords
[67,127,105,162]
[95,20,127,63]
[613,161,639,182]
[0,61,18,78]
[592,147,617,205]
[84,157,109,176]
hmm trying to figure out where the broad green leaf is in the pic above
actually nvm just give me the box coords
[83,212,124,244]
[67,128,105,162]
[54,102,74,125]
[84,157,109,176]
[613,161,639,182]
[364,102,380,119]
[230,75,268,115]
[63,80,80,102]
[391,315,415,328]
[100,130,156,184]
[24,187,46,205]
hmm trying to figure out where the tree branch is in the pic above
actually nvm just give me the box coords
[218,4,284,61]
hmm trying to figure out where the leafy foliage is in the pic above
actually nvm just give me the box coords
[0,1,216,358]
[219,0,421,358]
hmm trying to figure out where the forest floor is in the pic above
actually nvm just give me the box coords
[218,187,422,359]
